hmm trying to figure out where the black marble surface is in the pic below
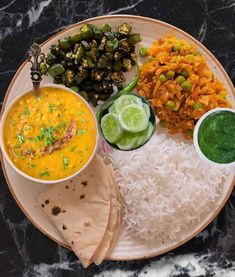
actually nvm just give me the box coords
[0,0,235,276]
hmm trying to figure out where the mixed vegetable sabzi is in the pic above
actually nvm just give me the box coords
[41,23,141,106]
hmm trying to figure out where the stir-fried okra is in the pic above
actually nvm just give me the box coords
[41,23,141,106]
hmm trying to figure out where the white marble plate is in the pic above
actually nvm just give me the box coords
[1,15,235,261]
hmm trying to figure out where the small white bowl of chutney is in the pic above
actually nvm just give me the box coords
[193,108,235,167]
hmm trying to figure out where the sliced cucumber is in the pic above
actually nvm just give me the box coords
[101,113,123,143]
[116,131,139,150]
[141,122,155,145]
[143,103,150,119]
[114,94,143,114]
[119,104,148,132]
[108,104,116,114]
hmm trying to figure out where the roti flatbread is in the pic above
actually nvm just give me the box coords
[92,164,119,265]
[106,164,122,256]
[38,154,111,268]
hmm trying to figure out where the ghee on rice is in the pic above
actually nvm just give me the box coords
[103,133,232,241]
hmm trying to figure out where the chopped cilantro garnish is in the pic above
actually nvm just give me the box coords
[70,145,77,152]
[49,104,54,113]
[24,126,30,131]
[80,118,86,123]
[36,126,56,145]
[61,121,66,128]
[77,129,86,135]
[78,111,84,116]
[63,156,69,168]
[39,171,50,177]
[23,107,30,115]
[28,163,36,169]
[16,134,24,144]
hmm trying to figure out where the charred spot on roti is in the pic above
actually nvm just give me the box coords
[84,221,91,228]
[45,199,49,204]
[70,180,73,183]
[51,206,61,216]
[73,189,75,192]
[80,194,85,199]
[65,185,69,189]
[62,210,66,213]
[41,204,45,208]
[62,224,67,230]
[71,241,74,245]
[75,230,82,235]
[81,181,88,187]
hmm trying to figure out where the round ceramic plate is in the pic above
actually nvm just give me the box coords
[1,15,235,261]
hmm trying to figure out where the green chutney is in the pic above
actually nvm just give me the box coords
[198,110,235,164]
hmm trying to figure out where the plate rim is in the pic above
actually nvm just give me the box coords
[1,14,235,261]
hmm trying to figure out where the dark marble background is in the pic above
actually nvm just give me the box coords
[0,0,235,276]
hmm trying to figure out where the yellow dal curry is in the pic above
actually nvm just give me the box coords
[3,87,97,180]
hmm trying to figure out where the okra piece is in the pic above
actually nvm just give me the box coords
[122,58,132,71]
[50,44,60,56]
[130,52,137,65]
[101,80,113,93]
[48,64,65,78]
[86,57,96,68]
[111,72,125,83]
[75,46,85,61]
[104,52,114,61]
[118,38,131,53]
[81,40,91,51]
[91,69,104,81]
[93,83,103,92]
[105,32,119,39]
[79,91,89,102]
[79,66,89,79]
[91,25,103,39]
[71,33,83,44]
[86,50,98,62]
[98,93,110,101]
[65,70,74,84]
[101,23,111,33]
[81,81,93,91]
[65,52,74,60]
[88,92,99,106]
[58,37,71,50]
[80,24,93,40]
[106,61,113,71]
[69,86,79,93]
[106,38,119,52]
[117,23,132,36]
[114,52,122,61]
[98,55,109,68]
[46,52,57,65]
[74,72,83,84]
[99,36,106,51]
[128,34,141,45]
[90,39,98,49]
[53,75,63,84]
[40,63,48,75]
[113,61,123,72]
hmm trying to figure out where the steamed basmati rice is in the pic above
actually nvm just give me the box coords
[103,133,232,241]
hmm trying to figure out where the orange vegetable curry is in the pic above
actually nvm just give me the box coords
[3,87,97,180]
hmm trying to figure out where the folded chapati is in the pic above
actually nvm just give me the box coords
[38,154,111,267]
[92,164,121,265]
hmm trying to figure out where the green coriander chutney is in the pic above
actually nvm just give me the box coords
[198,110,235,164]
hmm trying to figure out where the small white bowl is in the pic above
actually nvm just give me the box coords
[193,107,235,167]
[0,84,98,184]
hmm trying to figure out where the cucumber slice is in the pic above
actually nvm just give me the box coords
[114,94,142,113]
[133,128,149,149]
[101,113,123,143]
[143,103,150,119]
[108,104,116,114]
[119,104,148,132]
[141,122,155,145]
[116,131,139,150]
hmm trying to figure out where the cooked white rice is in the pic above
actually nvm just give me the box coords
[102,133,231,241]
